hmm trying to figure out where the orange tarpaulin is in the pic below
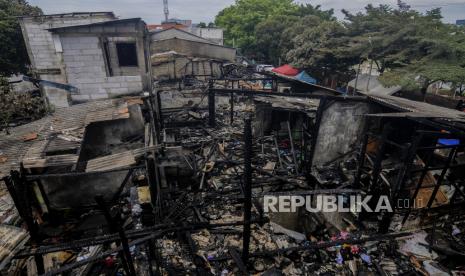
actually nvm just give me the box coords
[271,64,299,76]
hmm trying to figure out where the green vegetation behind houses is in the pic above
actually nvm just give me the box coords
[0,0,44,130]
[0,0,42,77]
[216,1,465,94]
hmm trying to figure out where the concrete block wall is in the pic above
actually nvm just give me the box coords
[60,35,143,101]
[151,28,210,43]
[21,15,114,69]
[20,14,115,107]
[106,37,140,77]
[312,101,371,166]
[190,27,224,45]
[151,38,236,62]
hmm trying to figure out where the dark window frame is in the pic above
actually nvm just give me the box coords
[115,42,138,67]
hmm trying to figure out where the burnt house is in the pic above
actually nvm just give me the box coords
[2,11,465,275]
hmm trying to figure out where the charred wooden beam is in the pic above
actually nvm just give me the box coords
[208,81,216,127]
[307,97,328,171]
[354,118,370,187]
[242,117,253,262]
[229,247,249,275]
[427,147,457,208]
[95,196,136,276]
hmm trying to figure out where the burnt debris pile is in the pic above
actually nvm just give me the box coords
[1,76,465,275]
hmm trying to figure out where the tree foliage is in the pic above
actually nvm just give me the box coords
[215,0,334,62]
[0,0,42,76]
[285,16,359,83]
[217,1,465,93]
[0,79,48,130]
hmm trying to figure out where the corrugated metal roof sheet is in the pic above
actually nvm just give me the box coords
[0,99,131,179]
[368,94,465,122]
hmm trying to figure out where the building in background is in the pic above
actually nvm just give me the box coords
[188,25,224,45]
[457,19,465,26]
[148,18,224,45]
[149,27,236,81]
[150,28,235,61]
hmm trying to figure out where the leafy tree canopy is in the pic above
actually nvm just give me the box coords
[219,1,465,92]
[215,0,334,62]
[0,0,42,77]
[343,5,465,93]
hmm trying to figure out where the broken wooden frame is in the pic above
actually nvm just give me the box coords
[354,115,465,230]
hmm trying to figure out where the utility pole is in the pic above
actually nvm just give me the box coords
[163,0,169,22]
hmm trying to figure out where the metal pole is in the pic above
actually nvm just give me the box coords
[354,118,371,187]
[370,123,391,189]
[230,91,234,125]
[208,81,216,127]
[307,97,327,171]
[156,90,164,130]
[242,117,252,262]
[427,147,457,208]
[287,119,299,174]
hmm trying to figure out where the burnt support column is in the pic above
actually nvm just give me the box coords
[230,91,234,125]
[242,117,252,262]
[371,123,391,189]
[307,97,327,171]
[379,133,421,232]
[208,82,216,127]
[95,196,136,276]
[146,157,158,207]
[427,147,457,208]
[392,134,423,200]
[156,90,164,130]
[6,170,44,274]
[354,118,371,187]
[402,146,435,225]
[148,96,161,145]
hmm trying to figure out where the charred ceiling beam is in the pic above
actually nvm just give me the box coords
[211,88,367,102]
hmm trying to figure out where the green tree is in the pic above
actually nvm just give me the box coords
[0,1,44,130]
[286,16,359,85]
[254,15,298,65]
[0,78,48,130]
[216,0,334,63]
[296,4,334,21]
[215,0,298,59]
[286,4,465,92]
[346,6,465,98]
[0,0,42,76]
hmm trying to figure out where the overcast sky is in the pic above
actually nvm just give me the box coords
[28,0,465,24]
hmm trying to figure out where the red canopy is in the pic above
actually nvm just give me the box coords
[272,64,299,76]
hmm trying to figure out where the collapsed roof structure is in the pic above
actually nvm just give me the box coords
[1,11,465,276]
